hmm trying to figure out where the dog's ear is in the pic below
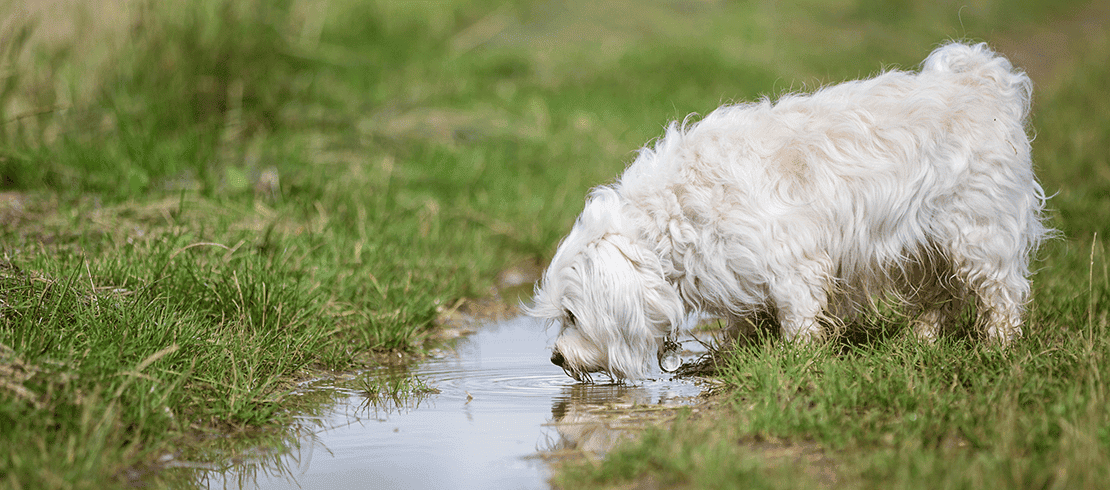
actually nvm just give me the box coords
[604,233,660,273]
[598,235,686,340]
[524,282,562,322]
[576,187,625,236]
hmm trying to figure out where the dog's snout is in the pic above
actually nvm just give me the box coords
[550,350,566,367]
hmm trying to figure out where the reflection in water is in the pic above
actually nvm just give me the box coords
[200,316,707,490]
[549,383,649,455]
[356,371,440,420]
[544,381,701,456]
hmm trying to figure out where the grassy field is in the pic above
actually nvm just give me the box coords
[0,0,1107,488]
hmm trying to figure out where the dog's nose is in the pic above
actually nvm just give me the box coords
[550,350,566,367]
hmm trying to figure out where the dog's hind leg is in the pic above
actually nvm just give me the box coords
[902,252,967,342]
[944,227,1032,345]
[770,255,834,343]
[911,298,964,342]
[975,278,1027,344]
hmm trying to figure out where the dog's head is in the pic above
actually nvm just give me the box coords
[527,188,684,382]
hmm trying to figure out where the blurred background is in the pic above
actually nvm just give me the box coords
[1,0,1106,248]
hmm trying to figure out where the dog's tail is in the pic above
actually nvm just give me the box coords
[921,42,1032,122]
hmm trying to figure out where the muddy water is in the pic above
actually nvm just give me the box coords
[201,315,709,489]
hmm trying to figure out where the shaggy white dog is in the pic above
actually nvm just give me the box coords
[528,42,1051,382]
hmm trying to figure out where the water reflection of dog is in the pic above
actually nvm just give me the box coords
[542,383,661,455]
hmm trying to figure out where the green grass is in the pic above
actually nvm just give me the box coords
[1,0,1108,488]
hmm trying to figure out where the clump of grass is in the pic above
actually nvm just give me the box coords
[0,231,352,485]
[0,2,549,481]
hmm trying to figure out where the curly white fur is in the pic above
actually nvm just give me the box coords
[528,42,1051,382]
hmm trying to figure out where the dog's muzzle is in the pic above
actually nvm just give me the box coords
[550,349,596,382]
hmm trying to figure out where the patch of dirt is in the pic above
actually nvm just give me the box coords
[0,192,28,223]
[0,191,63,240]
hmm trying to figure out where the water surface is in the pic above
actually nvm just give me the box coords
[202,316,709,489]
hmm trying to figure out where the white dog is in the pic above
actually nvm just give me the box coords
[528,42,1051,382]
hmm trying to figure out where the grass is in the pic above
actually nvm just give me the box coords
[0,0,1107,488]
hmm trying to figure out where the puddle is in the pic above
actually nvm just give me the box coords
[200,316,710,489]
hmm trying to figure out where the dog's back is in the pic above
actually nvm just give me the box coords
[618,42,1049,341]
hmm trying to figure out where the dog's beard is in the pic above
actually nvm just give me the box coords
[551,331,617,383]
[558,362,622,384]
[552,324,681,383]
[560,366,599,383]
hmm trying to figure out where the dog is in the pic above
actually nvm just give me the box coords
[527,42,1051,382]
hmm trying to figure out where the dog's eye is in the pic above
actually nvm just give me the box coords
[565,310,577,326]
